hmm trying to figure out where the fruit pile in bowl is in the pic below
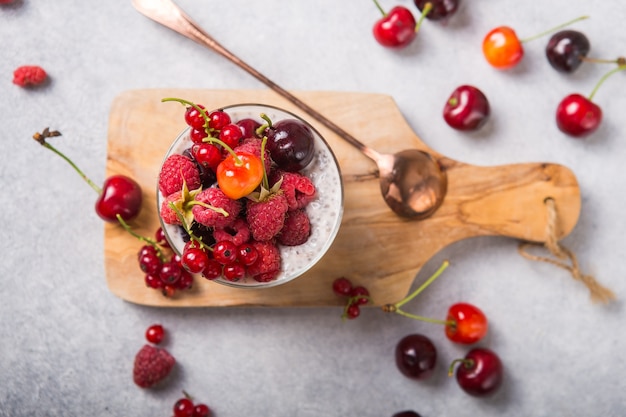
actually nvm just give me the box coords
[156,101,344,289]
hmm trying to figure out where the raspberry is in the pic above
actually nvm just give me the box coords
[158,154,201,197]
[246,193,288,241]
[132,344,175,388]
[192,187,241,228]
[277,209,311,246]
[270,170,317,211]
[213,218,250,246]
[159,191,183,225]
[12,65,47,87]
[246,240,281,282]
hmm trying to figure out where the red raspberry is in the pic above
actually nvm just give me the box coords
[270,170,317,211]
[234,138,272,173]
[132,344,175,388]
[12,65,47,87]
[158,154,201,196]
[213,218,250,246]
[192,187,241,228]
[159,191,183,225]
[246,193,288,242]
[247,240,281,282]
[277,209,311,246]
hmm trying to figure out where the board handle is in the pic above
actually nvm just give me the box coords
[433,158,581,243]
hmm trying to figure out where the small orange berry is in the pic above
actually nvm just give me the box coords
[482,26,524,69]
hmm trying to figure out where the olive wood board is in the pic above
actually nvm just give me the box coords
[105,88,581,308]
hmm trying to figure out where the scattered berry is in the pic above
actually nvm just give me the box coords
[395,334,437,380]
[13,65,47,87]
[332,277,353,297]
[145,324,165,344]
[443,85,491,131]
[132,344,175,388]
[449,348,503,397]
[445,302,488,344]
[174,397,195,417]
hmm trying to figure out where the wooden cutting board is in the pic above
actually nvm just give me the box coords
[105,88,581,307]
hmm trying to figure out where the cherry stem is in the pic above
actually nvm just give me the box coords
[116,214,166,261]
[32,128,102,194]
[395,260,449,309]
[415,2,432,32]
[588,64,626,101]
[580,56,626,66]
[260,136,270,190]
[448,358,474,377]
[520,15,589,43]
[161,97,242,165]
[382,260,454,326]
[372,0,386,16]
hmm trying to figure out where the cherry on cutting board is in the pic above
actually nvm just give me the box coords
[414,0,458,22]
[449,348,503,397]
[556,65,626,137]
[443,85,490,131]
[371,0,431,48]
[483,15,588,69]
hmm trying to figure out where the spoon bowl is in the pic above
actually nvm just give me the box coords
[131,0,447,219]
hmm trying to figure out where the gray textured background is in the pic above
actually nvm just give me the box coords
[2,0,625,416]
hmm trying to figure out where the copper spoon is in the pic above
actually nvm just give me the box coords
[132,0,447,219]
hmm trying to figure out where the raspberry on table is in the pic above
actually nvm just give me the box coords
[246,193,289,242]
[158,154,201,197]
[277,208,311,246]
[192,187,241,228]
[132,344,175,388]
[12,65,47,87]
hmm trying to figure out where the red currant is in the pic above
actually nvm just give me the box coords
[190,127,208,144]
[181,245,209,273]
[213,241,238,265]
[223,263,246,281]
[155,227,170,248]
[144,273,162,289]
[208,110,231,130]
[332,277,353,297]
[185,104,207,130]
[173,397,195,417]
[193,403,211,417]
[344,303,360,319]
[201,259,223,280]
[192,143,222,172]
[177,270,195,290]
[159,261,182,285]
[218,123,243,149]
[350,286,370,306]
[237,243,259,266]
[145,324,165,344]
[138,249,161,275]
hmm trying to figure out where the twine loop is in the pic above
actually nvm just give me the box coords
[518,198,615,304]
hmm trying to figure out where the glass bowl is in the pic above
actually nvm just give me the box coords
[157,103,344,289]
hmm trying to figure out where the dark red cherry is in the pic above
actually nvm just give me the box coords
[414,0,458,21]
[451,348,503,397]
[443,85,490,131]
[546,30,590,73]
[95,175,143,222]
[236,118,262,139]
[265,119,315,172]
[394,334,437,380]
[556,93,602,137]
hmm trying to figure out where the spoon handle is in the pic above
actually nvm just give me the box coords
[131,0,380,161]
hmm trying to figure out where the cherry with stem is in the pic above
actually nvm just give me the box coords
[32,128,143,223]
[371,0,432,49]
[556,64,626,137]
[383,260,488,344]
